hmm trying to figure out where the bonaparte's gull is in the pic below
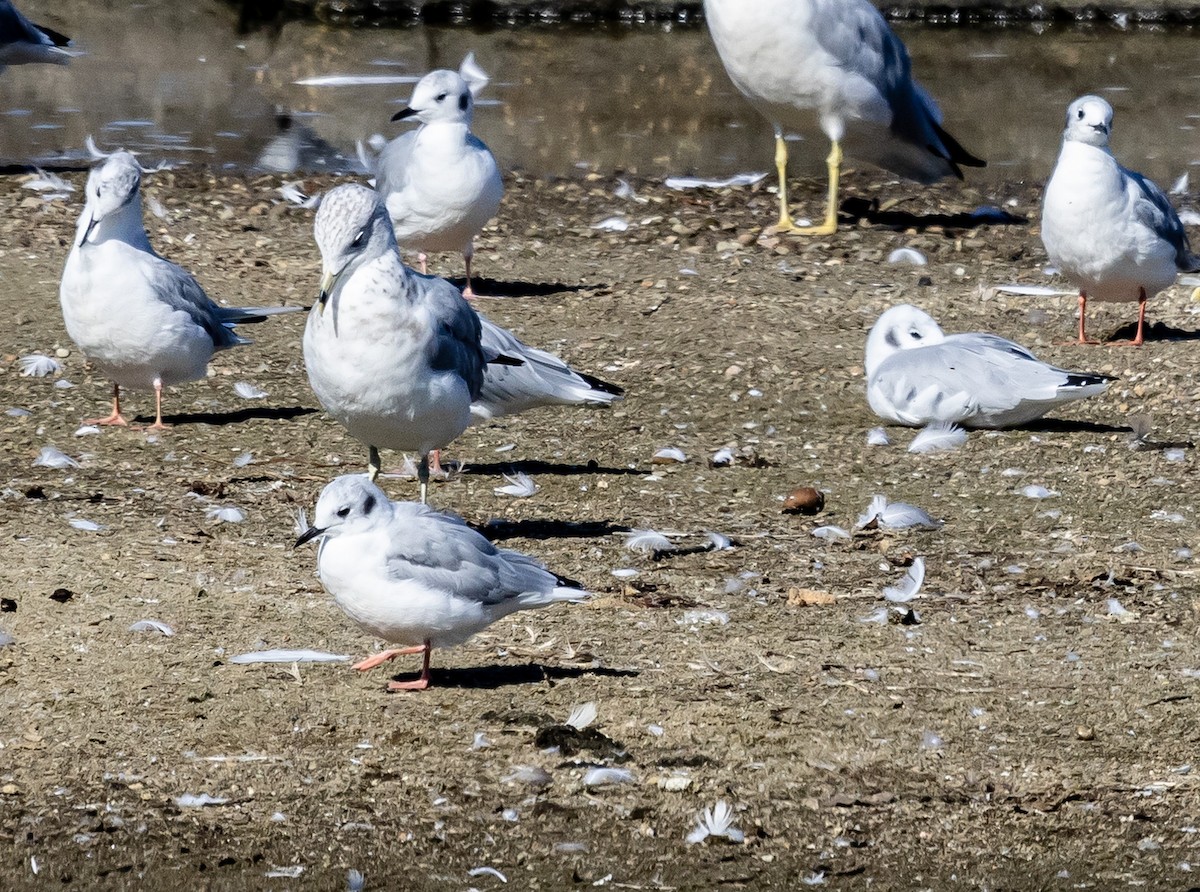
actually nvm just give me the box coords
[59,152,303,428]
[703,0,983,235]
[372,53,502,298]
[295,475,587,691]
[1042,95,1200,346]
[865,304,1114,428]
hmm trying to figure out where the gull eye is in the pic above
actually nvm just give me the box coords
[908,328,922,340]
[459,93,469,111]
[336,506,350,518]
[1077,109,1085,119]
[352,228,366,247]
[436,91,448,102]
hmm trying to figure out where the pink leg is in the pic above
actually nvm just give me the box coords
[417,253,428,276]
[387,640,432,691]
[85,383,130,426]
[429,449,444,476]
[352,644,427,672]
[461,251,477,300]
[148,378,168,430]
[1075,291,1100,345]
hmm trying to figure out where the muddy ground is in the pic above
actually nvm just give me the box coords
[3,164,1200,890]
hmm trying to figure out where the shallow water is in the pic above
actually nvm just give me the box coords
[2,1,1199,185]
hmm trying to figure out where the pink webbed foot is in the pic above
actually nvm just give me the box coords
[85,411,131,426]
[387,677,431,692]
[351,645,426,672]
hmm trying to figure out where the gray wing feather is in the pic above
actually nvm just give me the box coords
[385,504,565,606]
[473,316,622,419]
[922,335,1090,405]
[1126,167,1200,271]
[143,256,247,350]
[412,275,486,400]
[0,0,49,45]
[374,130,417,199]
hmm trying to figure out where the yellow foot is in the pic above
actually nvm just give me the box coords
[770,219,838,237]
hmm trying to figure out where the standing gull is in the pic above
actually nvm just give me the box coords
[0,0,72,71]
[295,475,587,691]
[702,0,983,235]
[59,152,303,428]
[1042,95,1200,346]
[865,304,1114,428]
[305,184,486,503]
[371,53,503,298]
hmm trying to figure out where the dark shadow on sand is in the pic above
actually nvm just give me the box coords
[477,517,632,543]
[390,662,638,690]
[839,197,1027,232]
[155,405,317,427]
[448,277,594,299]
[462,459,643,478]
[1105,321,1200,343]
[1017,419,1133,435]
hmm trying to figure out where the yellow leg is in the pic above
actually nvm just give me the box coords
[772,139,841,237]
[773,132,793,230]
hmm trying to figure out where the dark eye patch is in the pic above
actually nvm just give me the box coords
[884,330,900,348]
[459,93,469,111]
[363,494,376,514]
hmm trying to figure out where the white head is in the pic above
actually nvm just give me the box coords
[390,54,489,127]
[313,183,398,312]
[75,151,148,248]
[295,475,393,548]
[864,304,945,378]
[1063,95,1113,149]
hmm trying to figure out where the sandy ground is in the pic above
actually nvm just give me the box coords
[3,166,1200,890]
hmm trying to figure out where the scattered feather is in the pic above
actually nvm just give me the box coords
[994,284,1075,296]
[614,178,645,202]
[69,518,104,532]
[233,451,255,468]
[74,425,100,437]
[293,508,311,538]
[347,869,365,892]
[583,767,635,787]
[234,381,267,399]
[33,446,78,469]
[129,619,174,636]
[565,702,597,731]
[652,446,687,464]
[502,765,552,787]
[625,529,674,554]
[857,494,942,531]
[493,472,539,498]
[705,531,733,551]
[887,247,927,266]
[866,427,890,446]
[908,422,966,454]
[229,649,350,664]
[678,609,729,626]
[859,607,890,624]
[54,379,74,389]
[467,867,508,883]
[279,181,321,209]
[0,628,13,647]
[294,73,419,87]
[611,568,639,579]
[1021,485,1058,499]
[380,455,420,479]
[591,216,629,232]
[883,558,926,603]
[664,172,767,190]
[1171,172,1190,195]
[206,505,245,524]
[17,354,60,377]
[1106,598,1132,617]
[6,408,31,417]
[1180,209,1200,227]
[174,794,228,808]
[686,801,744,845]
[472,732,492,750]
[811,525,851,542]
[265,866,304,879]
[145,194,169,220]
[710,447,735,467]
[920,730,944,749]
[23,169,73,194]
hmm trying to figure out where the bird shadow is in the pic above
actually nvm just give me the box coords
[462,459,643,478]
[391,662,639,691]
[452,278,595,299]
[477,517,632,543]
[838,197,1027,232]
[1105,321,1200,343]
[155,405,317,427]
[1017,419,1132,435]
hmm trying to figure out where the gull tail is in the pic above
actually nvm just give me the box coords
[1062,371,1116,395]
[217,305,308,324]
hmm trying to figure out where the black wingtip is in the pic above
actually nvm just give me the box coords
[577,370,624,397]
[1065,372,1118,388]
[35,23,71,47]
[930,120,986,180]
